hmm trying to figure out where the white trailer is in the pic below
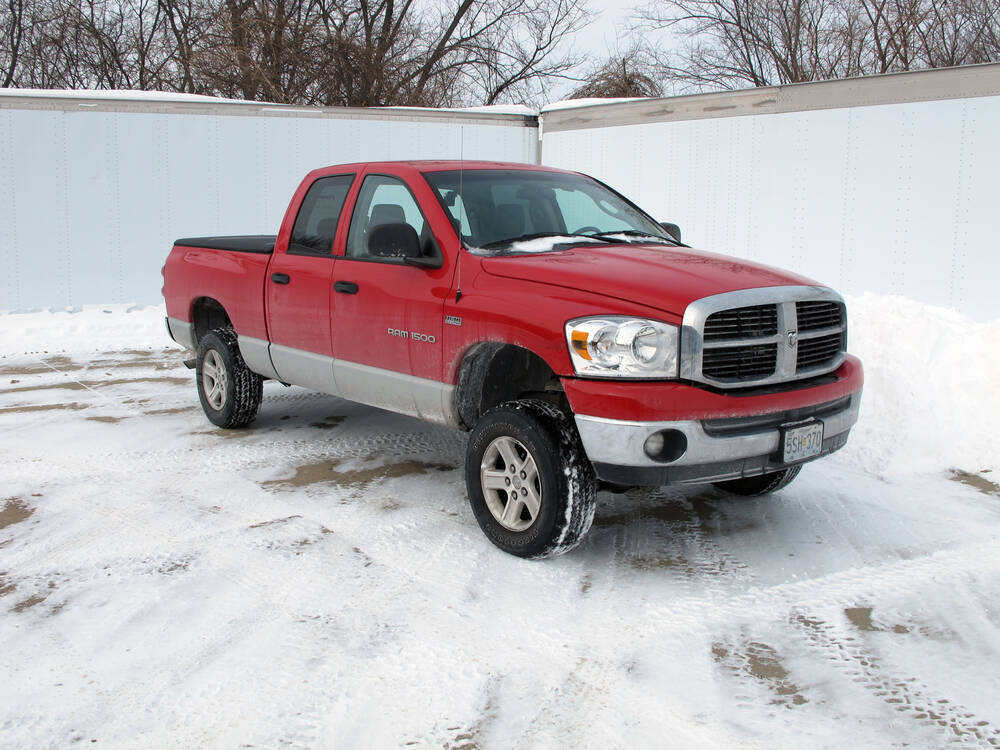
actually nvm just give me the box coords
[0,91,537,311]
[540,64,1000,321]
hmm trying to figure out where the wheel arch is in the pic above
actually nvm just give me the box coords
[454,342,566,430]
[190,297,232,345]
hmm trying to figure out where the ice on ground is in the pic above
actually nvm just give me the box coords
[0,294,998,748]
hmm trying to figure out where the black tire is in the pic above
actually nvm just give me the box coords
[195,327,263,428]
[465,399,597,558]
[713,465,802,496]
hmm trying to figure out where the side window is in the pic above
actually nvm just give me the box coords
[289,174,355,256]
[346,175,427,259]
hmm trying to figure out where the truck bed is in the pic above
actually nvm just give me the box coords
[173,236,276,254]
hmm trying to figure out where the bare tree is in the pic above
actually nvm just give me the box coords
[638,0,1000,91]
[456,0,592,104]
[1,0,26,86]
[2,0,590,105]
[569,43,663,98]
[158,0,217,93]
[17,0,93,87]
[69,0,171,88]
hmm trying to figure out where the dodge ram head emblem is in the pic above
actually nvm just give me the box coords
[787,331,798,347]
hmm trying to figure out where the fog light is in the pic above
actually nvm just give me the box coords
[643,429,687,463]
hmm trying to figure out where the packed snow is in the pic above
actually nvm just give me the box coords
[0,89,536,118]
[0,88,627,117]
[1,295,998,748]
[377,104,537,117]
[468,235,606,255]
[541,97,652,112]
[0,88,252,105]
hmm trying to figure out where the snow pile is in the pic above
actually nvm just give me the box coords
[0,304,175,355]
[841,292,1000,477]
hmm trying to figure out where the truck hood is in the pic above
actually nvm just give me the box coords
[479,244,822,316]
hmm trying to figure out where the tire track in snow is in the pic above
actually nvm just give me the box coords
[105,508,401,745]
[3,430,468,483]
[792,612,1000,746]
[247,528,474,749]
[639,538,1000,640]
[512,491,763,749]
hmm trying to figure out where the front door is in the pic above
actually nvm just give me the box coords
[330,171,449,420]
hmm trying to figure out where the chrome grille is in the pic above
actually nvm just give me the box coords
[704,304,777,341]
[680,286,848,388]
[796,300,843,331]
[796,332,844,371]
[703,343,777,380]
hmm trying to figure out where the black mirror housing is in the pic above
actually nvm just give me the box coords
[404,255,443,269]
[659,222,682,243]
[367,222,421,259]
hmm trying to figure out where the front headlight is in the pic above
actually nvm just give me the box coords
[565,316,679,378]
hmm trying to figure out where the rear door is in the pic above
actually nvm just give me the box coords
[266,173,355,392]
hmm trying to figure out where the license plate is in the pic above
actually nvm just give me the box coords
[782,421,825,463]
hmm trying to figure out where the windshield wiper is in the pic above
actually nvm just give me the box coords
[590,230,678,245]
[480,232,629,250]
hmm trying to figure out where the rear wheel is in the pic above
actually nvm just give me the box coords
[465,399,597,558]
[713,465,802,496]
[195,327,263,428]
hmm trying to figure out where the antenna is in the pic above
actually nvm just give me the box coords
[455,125,464,303]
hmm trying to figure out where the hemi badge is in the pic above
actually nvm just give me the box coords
[445,315,463,326]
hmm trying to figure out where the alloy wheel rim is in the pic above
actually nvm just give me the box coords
[201,349,228,411]
[481,436,542,531]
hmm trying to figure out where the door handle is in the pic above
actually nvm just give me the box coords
[334,280,359,294]
[271,273,290,284]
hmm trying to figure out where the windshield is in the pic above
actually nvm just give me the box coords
[422,169,675,254]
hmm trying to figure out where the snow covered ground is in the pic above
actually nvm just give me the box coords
[1,296,998,748]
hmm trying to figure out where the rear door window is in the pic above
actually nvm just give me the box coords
[289,174,355,256]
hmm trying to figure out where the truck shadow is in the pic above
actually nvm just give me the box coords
[587,486,768,575]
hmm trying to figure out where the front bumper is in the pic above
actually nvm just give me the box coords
[576,392,859,485]
[569,356,864,486]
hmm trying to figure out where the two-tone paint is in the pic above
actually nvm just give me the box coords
[162,160,864,480]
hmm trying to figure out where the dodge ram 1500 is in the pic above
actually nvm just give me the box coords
[162,160,863,557]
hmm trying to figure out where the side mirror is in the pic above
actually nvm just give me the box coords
[368,222,421,259]
[404,255,443,269]
[659,222,682,243]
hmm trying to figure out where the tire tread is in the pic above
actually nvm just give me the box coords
[196,327,263,428]
[466,399,596,558]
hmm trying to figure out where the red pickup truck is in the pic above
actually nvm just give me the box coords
[162,160,863,558]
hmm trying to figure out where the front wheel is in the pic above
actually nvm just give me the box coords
[196,327,263,428]
[465,400,597,558]
[713,465,802,496]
